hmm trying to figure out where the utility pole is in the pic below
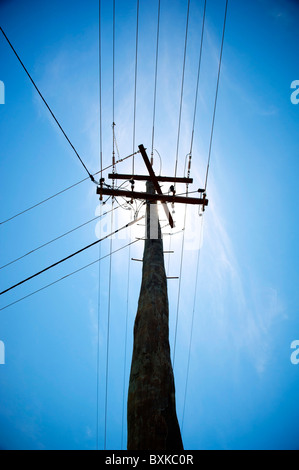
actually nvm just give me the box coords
[97,144,208,450]
[127,180,183,450]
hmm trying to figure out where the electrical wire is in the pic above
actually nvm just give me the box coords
[204,0,228,191]
[96,0,103,451]
[0,206,119,270]
[0,239,141,312]
[0,216,143,296]
[0,151,139,226]
[181,216,204,432]
[0,26,95,182]
[173,0,190,185]
[172,203,188,366]
[132,0,140,176]
[96,204,102,451]
[113,0,115,128]
[112,0,116,176]
[99,0,103,180]
[151,0,161,164]
[153,149,162,176]
[121,214,133,449]
[189,0,207,156]
[0,177,89,226]
[104,200,114,450]
[173,0,227,366]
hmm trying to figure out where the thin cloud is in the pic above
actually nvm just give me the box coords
[203,174,287,375]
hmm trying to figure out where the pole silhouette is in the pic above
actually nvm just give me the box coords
[127,181,183,450]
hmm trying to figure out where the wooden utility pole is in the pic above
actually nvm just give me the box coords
[96,144,208,450]
[127,180,184,450]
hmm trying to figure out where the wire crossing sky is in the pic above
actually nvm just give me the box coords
[0,0,299,451]
[0,26,96,183]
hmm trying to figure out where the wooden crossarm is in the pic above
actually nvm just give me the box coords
[108,173,193,184]
[96,187,208,207]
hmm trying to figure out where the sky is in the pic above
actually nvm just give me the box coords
[0,0,299,451]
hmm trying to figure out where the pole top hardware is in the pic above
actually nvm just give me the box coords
[97,144,209,226]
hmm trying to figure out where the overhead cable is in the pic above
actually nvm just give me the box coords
[189,0,207,156]
[0,239,140,312]
[99,0,103,181]
[132,0,140,176]
[151,0,161,164]
[181,218,204,432]
[0,151,139,226]
[96,0,103,451]
[204,0,228,191]
[104,200,115,450]
[0,216,143,296]
[174,0,190,185]
[0,26,95,182]
[0,206,119,270]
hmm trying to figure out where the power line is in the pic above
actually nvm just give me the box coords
[0,151,139,226]
[121,217,133,449]
[181,216,204,433]
[103,3,116,446]
[172,2,207,362]
[112,0,116,175]
[96,205,102,451]
[172,202,188,366]
[96,0,103,451]
[0,216,143,296]
[174,0,190,185]
[104,200,114,450]
[204,0,228,191]
[112,0,115,122]
[0,26,95,182]
[173,0,226,362]
[0,206,119,270]
[173,0,228,410]
[0,177,88,226]
[189,0,207,156]
[0,239,141,312]
[113,0,115,125]
[99,0,103,180]
[151,0,161,164]
[132,0,140,176]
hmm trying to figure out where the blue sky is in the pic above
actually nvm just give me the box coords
[0,0,298,450]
